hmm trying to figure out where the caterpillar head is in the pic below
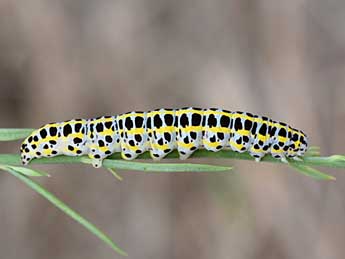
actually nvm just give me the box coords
[20,133,38,165]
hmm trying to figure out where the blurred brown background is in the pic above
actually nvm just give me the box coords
[0,1,344,258]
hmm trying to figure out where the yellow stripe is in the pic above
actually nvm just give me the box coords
[177,141,195,149]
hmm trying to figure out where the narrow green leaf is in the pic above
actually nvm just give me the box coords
[0,128,34,141]
[107,168,123,181]
[289,163,335,180]
[5,165,49,177]
[4,167,127,256]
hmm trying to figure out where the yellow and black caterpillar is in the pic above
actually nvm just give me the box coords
[21,107,308,168]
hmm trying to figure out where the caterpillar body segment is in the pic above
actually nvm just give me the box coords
[20,108,308,168]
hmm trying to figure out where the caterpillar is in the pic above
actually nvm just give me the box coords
[20,108,308,168]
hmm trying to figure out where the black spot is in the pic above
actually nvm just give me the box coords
[147,117,152,129]
[31,144,37,149]
[125,117,133,130]
[157,138,164,145]
[270,127,277,137]
[164,114,174,126]
[135,150,142,154]
[190,146,197,151]
[164,148,171,153]
[292,133,299,141]
[201,116,206,127]
[105,136,113,143]
[234,118,242,131]
[164,132,171,142]
[40,129,47,138]
[259,124,267,135]
[274,155,281,158]
[77,150,82,154]
[43,144,49,149]
[244,120,252,130]
[75,123,82,132]
[94,154,100,159]
[33,136,39,142]
[251,122,257,134]
[278,128,287,137]
[118,119,123,130]
[273,144,280,150]
[24,148,30,153]
[180,114,189,128]
[154,114,163,128]
[74,137,83,144]
[279,141,284,147]
[263,145,269,151]
[28,136,33,143]
[253,154,260,158]
[135,116,144,128]
[190,132,197,140]
[105,150,112,155]
[180,151,186,155]
[104,121,112,129]
[258,140,263,146]
[49,127,57,136]
[96,123,104,132]
[68,145,74,151]
[63,124,72,137]
[210,135,216,143]
[236,138,242,144]
[153,153,159,158]
[98,140,105,147]
[217,132,224,140]
[129,140,135,146]
[135,134,142,142]
[191,113,202,126]
[174,116,179,127]
[254,144,260,149]
[52,150,58,155]
[243,136,249,143]
[283,146,289,151]
[183,136,189,144]
[49,140,57,145]
[241,147,246,151]
[208,114,217,127]
[220,115,230,127]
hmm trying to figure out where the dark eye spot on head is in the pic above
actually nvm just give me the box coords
[63,124,72,137]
